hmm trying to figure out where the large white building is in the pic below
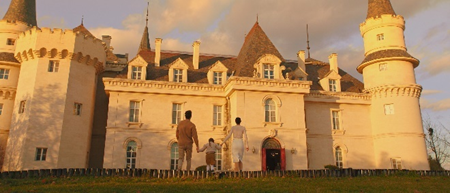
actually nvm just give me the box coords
[0,0,429,171]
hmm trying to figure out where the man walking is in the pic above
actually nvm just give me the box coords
[176,110,199,171]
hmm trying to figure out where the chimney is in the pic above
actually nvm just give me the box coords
[193,41,201,69]
[328,53,338,72]
[102,35,112,50]
[155,38,163,67]
[297,50,306,71]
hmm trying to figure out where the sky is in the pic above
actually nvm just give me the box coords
[0,0,449,130]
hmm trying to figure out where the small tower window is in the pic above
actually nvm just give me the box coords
[379,63,388,71]
[391,158,402,170]
[48,60,59,72]
[7,38,16,46]
[377,33,385,41]
[35,148,48,161]
[19,100,26,114]
[74,103,82,115]
[0,68,10,79]
[384,104,395,115]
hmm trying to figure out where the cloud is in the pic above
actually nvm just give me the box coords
[422,90,443,96]
[424,53,450,75]
[420,98,450,111]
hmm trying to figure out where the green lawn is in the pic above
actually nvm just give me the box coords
[1,175,448,193]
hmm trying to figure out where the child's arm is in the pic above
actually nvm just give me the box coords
[198,144,207,152]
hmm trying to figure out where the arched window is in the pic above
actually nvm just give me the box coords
[335,146,343,168]
[170,143,179,170]
[126,141,137,168]
[265,99,276,122]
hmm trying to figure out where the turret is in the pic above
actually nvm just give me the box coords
[2,27,106,171]
[359,0,428,170]
[0,0,37,171]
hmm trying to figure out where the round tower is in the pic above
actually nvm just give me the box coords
[359,0,428,170]
[3,27,105,171]
[0,0,36,171]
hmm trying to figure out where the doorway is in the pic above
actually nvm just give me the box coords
[262,138,285,171]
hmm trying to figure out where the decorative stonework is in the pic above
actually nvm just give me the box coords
[0,87,16,100]
[364,84,422,98]
[14,49,104,74]
[307,91,371,101]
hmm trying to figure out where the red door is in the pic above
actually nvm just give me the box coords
[262,148,266,171]
[281,148,286,171]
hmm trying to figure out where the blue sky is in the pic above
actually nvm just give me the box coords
[1,0,449,128]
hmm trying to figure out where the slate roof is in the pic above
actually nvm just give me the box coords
[0,52,19,63]
[138,26,151,53]
[361,49,419,66]
[367,0,396,19]
[2,0,37,26]
[73,24,95,37]
[234,22,285,77]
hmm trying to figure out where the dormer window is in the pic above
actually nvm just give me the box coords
[173,69,183,83]
[213,72,223,85]
[377,33,384,41]
[131,66,142,80]
[329,79,337,92]
[263,64,274,79]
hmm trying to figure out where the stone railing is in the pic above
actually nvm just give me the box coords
[1,169,449,179]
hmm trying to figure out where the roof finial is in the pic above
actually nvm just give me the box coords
[81,15,84,25]
[146,2,149,27]
[256,14,259,23]
[306,24,311,59]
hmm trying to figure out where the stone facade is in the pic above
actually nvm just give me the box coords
[0,0,430,171]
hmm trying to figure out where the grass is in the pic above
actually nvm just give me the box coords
[0,174,449,193]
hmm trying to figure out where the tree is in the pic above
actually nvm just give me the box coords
[424,117,450,170]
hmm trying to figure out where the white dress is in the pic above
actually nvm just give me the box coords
[223,125,248,163]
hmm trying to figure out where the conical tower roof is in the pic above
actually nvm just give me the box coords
[234,22,284,77]
[2,0,37,26]
[366,0,396,19]
[138,26,151,52]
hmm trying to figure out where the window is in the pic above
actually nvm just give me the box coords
[172,103,182,124]
[0,68,10,79]
[329,79,337,92]
[263,64,274,79]
[384,104,395,115]
[379,63,387,71]
[173,69,183,82]
[129,101,140,122]
[213,72,223,85]
[377,33,384,41]
[0,103,3,115]
[7,38,15,46]
[131,66,142,80]
[265,99,276,122]
[170,143,179,170]
[216,145,222,170]
[335,146,343,168]
[332,110,341,130]
[126,141,137,169]
[35,148,47,161]
[213,105,222,126]
[74,103,82,115]
[19,100,26,114]
[391,158,402,170]
[48,60,59,72]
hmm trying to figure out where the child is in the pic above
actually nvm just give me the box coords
[198,138,222,172]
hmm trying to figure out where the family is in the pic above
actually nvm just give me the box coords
[176,110,249,172]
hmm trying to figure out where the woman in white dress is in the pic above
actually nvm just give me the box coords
[221,117,249,171]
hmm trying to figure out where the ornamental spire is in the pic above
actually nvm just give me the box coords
[138,2,151,53]
[2,0,37,26]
